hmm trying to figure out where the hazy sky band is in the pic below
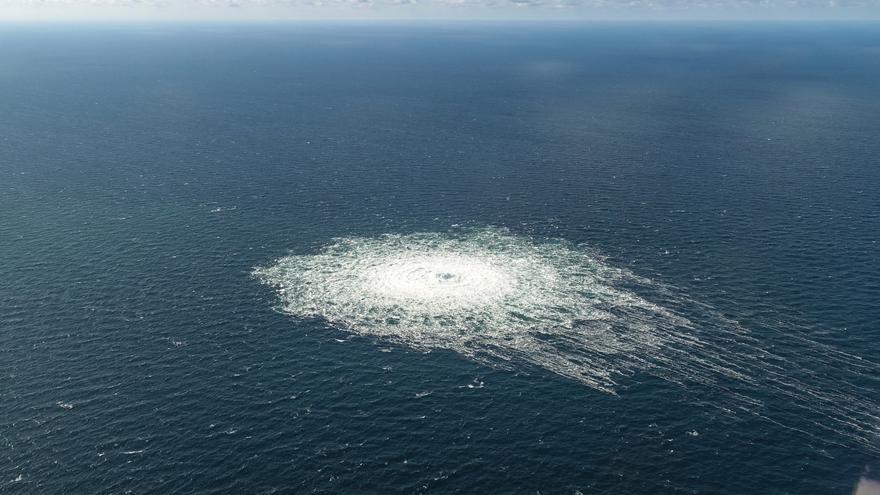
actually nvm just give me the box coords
[3,0,880,20]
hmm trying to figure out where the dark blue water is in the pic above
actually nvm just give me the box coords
[1,23,878,494]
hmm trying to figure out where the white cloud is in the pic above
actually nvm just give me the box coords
[2,0,879,19]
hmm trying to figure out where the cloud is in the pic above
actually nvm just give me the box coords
[3,0,879,19]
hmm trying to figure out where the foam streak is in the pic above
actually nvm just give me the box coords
[255,228,879,452]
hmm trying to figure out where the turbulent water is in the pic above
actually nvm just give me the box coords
[257,227,880,452]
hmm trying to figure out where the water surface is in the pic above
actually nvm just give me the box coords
[1,23,879,494]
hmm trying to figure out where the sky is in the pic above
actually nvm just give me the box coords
[1,0,879,21]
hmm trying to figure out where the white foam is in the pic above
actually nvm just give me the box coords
[255,227,880,451]
[256,228,670,392]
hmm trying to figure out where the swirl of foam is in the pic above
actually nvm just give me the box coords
[255,227,663,393]
[255,227,880,452]
[359,253,515,307]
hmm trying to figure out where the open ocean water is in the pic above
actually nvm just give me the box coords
[1,23,879,494]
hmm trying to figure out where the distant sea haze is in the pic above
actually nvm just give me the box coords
[0,23,878,494]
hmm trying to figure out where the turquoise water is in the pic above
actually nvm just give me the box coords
[1,23,879,493]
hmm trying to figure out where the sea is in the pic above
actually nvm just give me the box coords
[1,22,878,494]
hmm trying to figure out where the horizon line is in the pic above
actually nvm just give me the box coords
[3,16,880,23]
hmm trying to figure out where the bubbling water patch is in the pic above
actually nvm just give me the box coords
[255,228,673,392]
[359,253,516,308]
[255,228,879,451]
